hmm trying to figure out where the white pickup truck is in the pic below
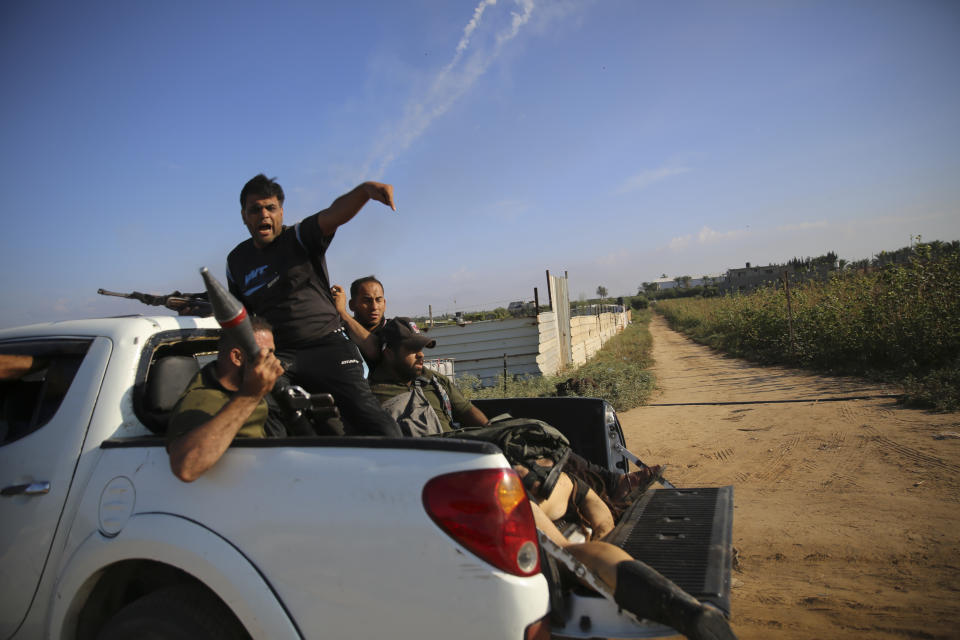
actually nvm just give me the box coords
[0,315,733,640]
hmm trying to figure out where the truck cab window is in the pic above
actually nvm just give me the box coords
[0,341,91,446]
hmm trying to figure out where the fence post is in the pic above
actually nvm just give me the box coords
[503,353,508,393]
[545,270,553,311]
[783,271,796,356]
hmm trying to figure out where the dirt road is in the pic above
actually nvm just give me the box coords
[617,315,960,640]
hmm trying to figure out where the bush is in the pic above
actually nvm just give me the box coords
[902,361,960,411]
[458,372,559,400]
[558,360,655,412]
[648,285,718,301]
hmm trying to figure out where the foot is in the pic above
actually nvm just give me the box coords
[688,605,738,640]
[612,465,664,502]
[613,560,737,640]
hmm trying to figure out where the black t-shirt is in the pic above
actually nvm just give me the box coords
[227,213,341,349]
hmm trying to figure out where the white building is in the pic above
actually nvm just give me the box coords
[689,273,724,287]
[650,277,678,290]
[649,274,724,290]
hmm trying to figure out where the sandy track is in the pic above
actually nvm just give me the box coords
[617,315,960,640]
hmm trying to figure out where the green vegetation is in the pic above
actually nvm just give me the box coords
[457,371,558,400]
[459,310,656,411]
[655,244,960,411]
[643,284,720,301]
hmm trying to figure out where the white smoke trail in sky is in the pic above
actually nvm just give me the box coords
[498,0,534,46]
[365,0,537,178]
[453,0,497,63]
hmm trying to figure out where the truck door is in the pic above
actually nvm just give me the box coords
[0,337,111,638]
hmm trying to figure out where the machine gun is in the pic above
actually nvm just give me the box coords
[97,289,212,316]
[276,385,339,425]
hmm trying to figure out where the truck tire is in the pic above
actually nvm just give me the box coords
[97,583,249,640]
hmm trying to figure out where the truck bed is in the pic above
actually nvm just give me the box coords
[472,396,735,638]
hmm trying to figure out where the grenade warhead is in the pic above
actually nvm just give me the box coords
[199,267,262,359]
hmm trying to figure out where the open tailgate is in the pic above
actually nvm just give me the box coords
[551,485,734,639]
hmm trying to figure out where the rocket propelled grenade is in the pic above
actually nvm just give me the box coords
[199,267,262,359]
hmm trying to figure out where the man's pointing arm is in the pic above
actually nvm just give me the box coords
[315,181,396,237]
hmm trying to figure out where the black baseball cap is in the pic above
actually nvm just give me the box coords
[381,317,436,350]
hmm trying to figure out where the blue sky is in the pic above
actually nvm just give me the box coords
[1,0,958,328]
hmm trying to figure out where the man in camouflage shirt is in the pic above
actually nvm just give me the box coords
[166,316,283,482]
[368,317,488,436]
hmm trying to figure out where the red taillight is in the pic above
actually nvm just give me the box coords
[423,468,541,577]
[525,615,552,640]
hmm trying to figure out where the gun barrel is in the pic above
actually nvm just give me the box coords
[97,289,133,298]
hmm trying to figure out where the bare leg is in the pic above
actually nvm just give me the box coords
[578,487,615,540]
[529,501,737,640]
[529,501,628,589]
[518,465,616,539]
[536,471,573,520]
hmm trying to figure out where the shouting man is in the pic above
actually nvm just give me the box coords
[226,174,401,438]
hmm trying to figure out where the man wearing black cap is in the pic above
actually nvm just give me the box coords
[369,317,488,436]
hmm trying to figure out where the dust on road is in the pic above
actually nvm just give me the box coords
[618,314,960,640]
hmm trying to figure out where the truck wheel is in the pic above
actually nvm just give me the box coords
[97,583,249,640]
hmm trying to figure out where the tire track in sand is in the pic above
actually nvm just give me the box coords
[615,314,960,640]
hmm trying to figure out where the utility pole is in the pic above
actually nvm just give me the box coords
[783,271,796,356]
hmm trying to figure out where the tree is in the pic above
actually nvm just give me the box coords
[596,285,608,300]
[849,258,870,272]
